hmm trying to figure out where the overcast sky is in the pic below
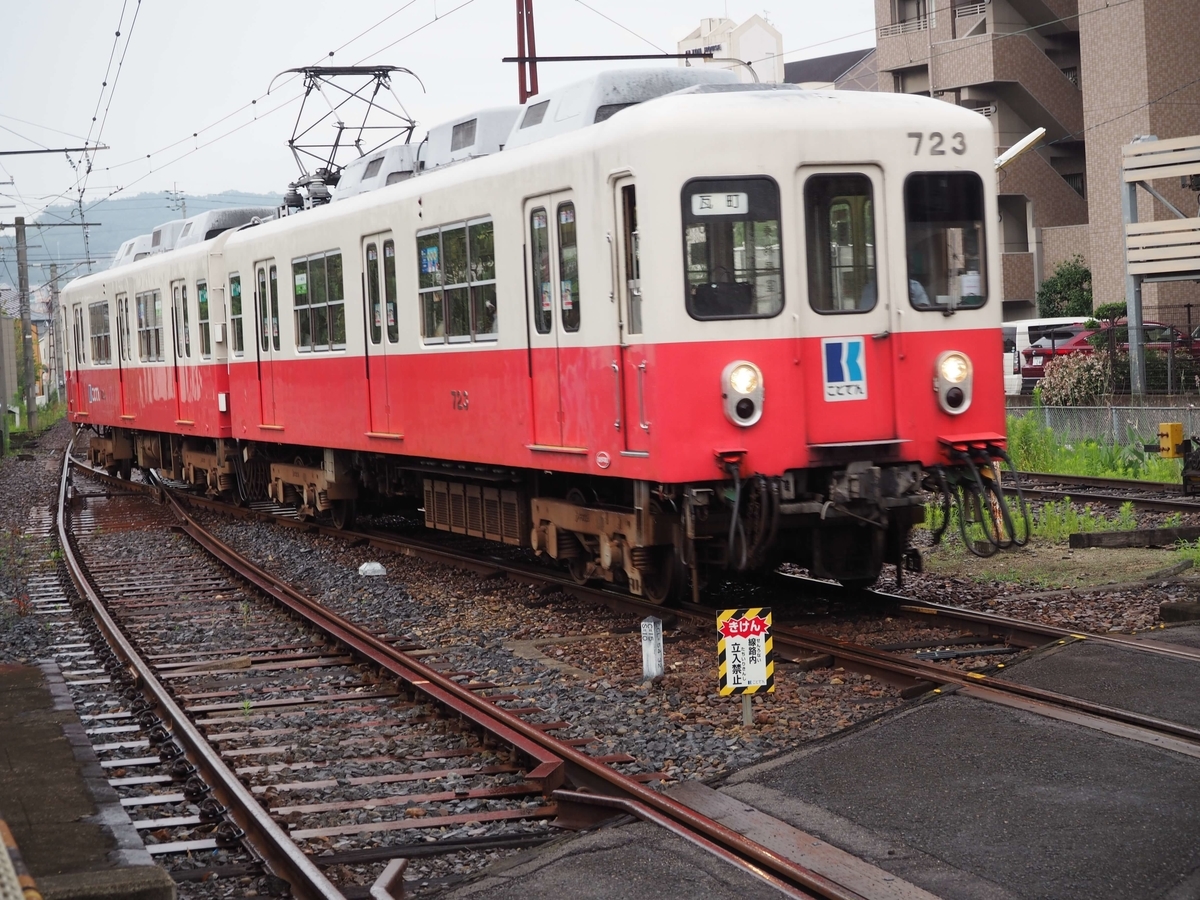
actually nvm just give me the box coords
[1,1,874,220]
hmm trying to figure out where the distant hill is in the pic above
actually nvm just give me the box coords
[0,191,281,288]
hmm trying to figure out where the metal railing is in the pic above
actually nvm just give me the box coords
[878,14,934,37]
[954,2,988,17]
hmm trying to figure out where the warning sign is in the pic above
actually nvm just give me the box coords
[717,608,774,696]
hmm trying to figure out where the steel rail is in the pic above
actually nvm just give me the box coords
[140,473,866,900]
[1010,471,1180,492]
[1001,484,1200,513]
[56,451,347,900]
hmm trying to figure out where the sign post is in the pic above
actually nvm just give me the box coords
[641,616,664,682]
[717,607,774,724]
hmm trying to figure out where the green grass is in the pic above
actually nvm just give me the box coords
[1006,409,1181,482]
[925,496,1136,546]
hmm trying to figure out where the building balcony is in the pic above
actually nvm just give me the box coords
[931,31,1082,140]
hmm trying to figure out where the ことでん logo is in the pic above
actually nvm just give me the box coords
[821,337,867,401]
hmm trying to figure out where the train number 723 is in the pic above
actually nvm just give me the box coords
[451,390,469,411]
[908,131,966,156]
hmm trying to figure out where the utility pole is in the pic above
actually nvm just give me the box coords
[515,0,539,104]
[49,263,61,403]
[15,216,36,433]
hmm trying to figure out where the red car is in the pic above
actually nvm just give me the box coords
[1020,320,1193,391]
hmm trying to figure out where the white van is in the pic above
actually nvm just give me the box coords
[1002,316,1092,395]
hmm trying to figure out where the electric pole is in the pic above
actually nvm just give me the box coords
[15,216,36,434]
[49,263,61,403]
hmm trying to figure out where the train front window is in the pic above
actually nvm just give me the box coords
[905,172,987,311]
[805,174,876,314]
[682,177,782,320]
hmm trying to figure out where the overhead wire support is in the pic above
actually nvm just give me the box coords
[0,145,109,156]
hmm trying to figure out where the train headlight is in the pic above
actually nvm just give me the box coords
[728,363,760,395]
[722,360,763,427]
[939,353,970,384]
[934,350,973,415]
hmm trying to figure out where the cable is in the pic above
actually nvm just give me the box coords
[571,0,667,54]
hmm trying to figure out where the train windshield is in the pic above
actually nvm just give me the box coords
[682,177,783,320]
[904,172,987,312]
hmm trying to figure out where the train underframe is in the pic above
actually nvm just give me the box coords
[85,426,930,601]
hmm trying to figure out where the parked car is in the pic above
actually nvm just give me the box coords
[1020,319,1194,391]
[1003,316,1092,395]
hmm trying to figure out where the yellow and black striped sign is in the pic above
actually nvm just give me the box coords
[717,607,774,696]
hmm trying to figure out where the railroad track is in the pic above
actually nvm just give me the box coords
[60,454,894,900]
[1002,470,1200,513]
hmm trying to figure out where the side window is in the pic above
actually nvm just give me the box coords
[229,275,244,356]
[805,174,876,314]
[443,225,470,341]
[468,222,495,338]
[384,240,399,343]
[557,203,580,333]
[197,281,211,359]
[682,177,783,320]
[905,172,987,310]
[73,305,85,365]
[418,219,497,344]
[257,268,270,353]
[136,290,164,362]
[292,251,345,352]
[366,243,382,345]
[622,185,641,335]
[269,265,280,351]
[530,208,551,335]
[88,301,111,364]
[87,304,111,364]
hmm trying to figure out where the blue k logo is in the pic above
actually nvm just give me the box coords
[821,337,868,401]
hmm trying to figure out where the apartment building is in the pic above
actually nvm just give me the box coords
[873,0,1200,324]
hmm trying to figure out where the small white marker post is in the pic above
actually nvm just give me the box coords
[742,694,753,726]
[641,616,664,682]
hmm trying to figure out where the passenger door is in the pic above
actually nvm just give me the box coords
[798,166,898,446]
[115,294,131,416]
[613,178,650,455]
[254,260,281,427]
[524,193,583,449]
[362,235,402,436]
[70,303,88,416]
[170,280,194,423]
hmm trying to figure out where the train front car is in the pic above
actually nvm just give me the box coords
[600,84,1005,595]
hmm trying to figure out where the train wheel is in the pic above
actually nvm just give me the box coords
[330,499,356,530]
[642,548,684,606]
[567,556,592,585]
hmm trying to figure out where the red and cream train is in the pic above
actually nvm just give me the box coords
[63,68,1007,600]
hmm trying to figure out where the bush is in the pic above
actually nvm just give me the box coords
[1039,351,1111,405]
[1037,256,1092,318]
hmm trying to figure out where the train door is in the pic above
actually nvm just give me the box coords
[362,235,402,436]
[115,293,131,416]
[170,280,195,423]
[798,166,898,445]
[612,177,650,455]
[524,193,583,448]
[253,260,281,426]
[70,302,88,415]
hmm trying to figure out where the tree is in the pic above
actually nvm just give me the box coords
[1037,255,1092,317]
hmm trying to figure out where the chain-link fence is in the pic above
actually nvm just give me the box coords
[1007,404,1200,446]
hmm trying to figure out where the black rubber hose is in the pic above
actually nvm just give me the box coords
[930,465,953,546]
[958,451,1003,549]
[727,464,742,570]
[993,447,1032,547]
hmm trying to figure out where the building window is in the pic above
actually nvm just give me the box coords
[292,251,345,352]
[805,174,876,314]
[682,177,783,320]
[905,172,987,311]
[417,218,496,344]
[197,281,211,358]
[136,289,164,361]
[229,275,244,356]
[88,300,111,364]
